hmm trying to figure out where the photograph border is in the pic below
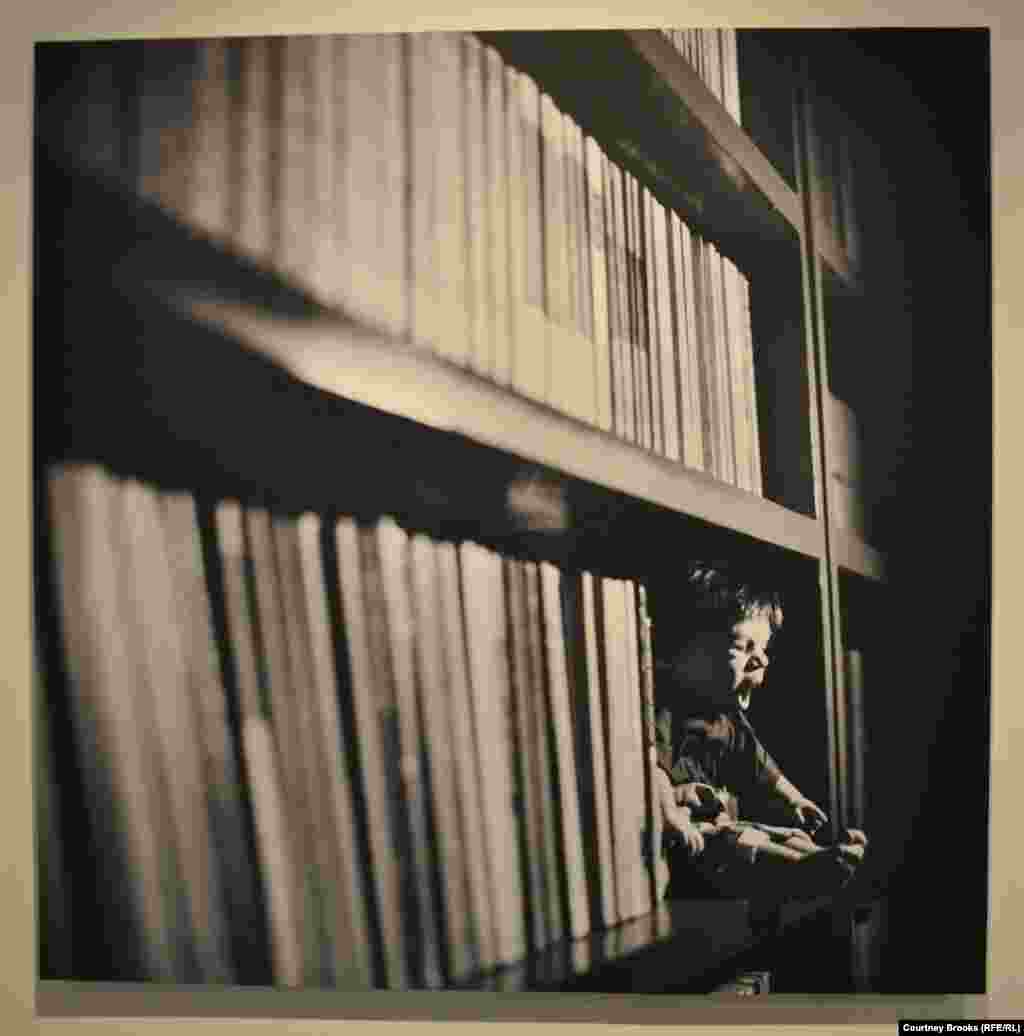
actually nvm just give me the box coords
[5,0,1019,1032]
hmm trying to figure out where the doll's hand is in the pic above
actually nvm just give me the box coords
[656,768,706,856]
[673,782,717,808]
[789,797,828,834]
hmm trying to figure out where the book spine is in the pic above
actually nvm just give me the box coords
[463,34,490,378]
[213,501,304,987]
[720,251,748,491]
[560,111,597,425]
[676,213,705,472]
[274,514,369,987]
[408,532,478,984]
[539,563,589,940]
[373,518,445,989]
[434,33,471,367]
[653,194,680,461]
[436,541,497,974]
[739,270,763,495]
[585,137,613,433]
[307,36,338,306]
[343,34,407,339]
[294,513,375,988]
[332,517,410,989]
[623,580,652,918]
[515,71,548,403]
[276,36,315,293]
[162,491,257,984]
[636,584,662,907]
[540,92,568,414]
[523,561,566,947]
[245,507,325,985]
[603,154,624,440]
[484,44,513,386]
[458,542,528,966]
[581,573,618,928]
[116,479,219,982]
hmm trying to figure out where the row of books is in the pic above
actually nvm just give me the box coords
[55,33,764,495]
[660,29,743,124]
[43,462,662,988]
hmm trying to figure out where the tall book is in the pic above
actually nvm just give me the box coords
[408,32,468,362]
[540,92,568,414]
[213,501,304,987]
[161,490,266,984]
[372,518,445,989]
[463,34,490,377]
[294,513,375,988]
[436,541,497,973]
[407,533,479,984]
[602,578,649,921]
[579,572,618,928]
[276,515,375,987]
[539,562,589,940]
[642,188,665,456]
[271,514,341,985]
[623,580,654,917]
[277,36,316,294]
[307,36,339,306]
[514,70,548,403]
[607,159,634,444]
[584,136,614,433]
[552,109,597,424]
[340,33,408,338]
[738,270,763,494]
[332,517,411,989]
[245,507,325,985]
[435,33,471,367]
[47,464,179,981]
[636,585,663,907]
[523,560,568,946]
[116,478,225,983]
[504,557,552,951]
[458,542,528,967]
[483,44,513,385]
[671,210,705,473]
[651,193,680,461]
[719,251,749,491]
[693,235,720,479]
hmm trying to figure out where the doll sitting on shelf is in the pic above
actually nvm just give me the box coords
[652,563,867,905]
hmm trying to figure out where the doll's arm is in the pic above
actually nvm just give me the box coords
[771,774,829,834]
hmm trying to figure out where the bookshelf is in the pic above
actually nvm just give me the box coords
[34,28,897,997]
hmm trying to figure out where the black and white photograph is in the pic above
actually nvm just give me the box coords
[32,26,991,1001]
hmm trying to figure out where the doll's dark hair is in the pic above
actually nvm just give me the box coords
[650,561,784,663]
[685,562,784,633]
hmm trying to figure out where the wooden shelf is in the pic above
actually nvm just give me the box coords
[190,300,826,562]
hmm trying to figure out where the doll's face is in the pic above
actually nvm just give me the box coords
[727,614,773,710]
[674,613,773,709]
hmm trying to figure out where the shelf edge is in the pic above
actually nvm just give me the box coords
[186,299,826,562]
